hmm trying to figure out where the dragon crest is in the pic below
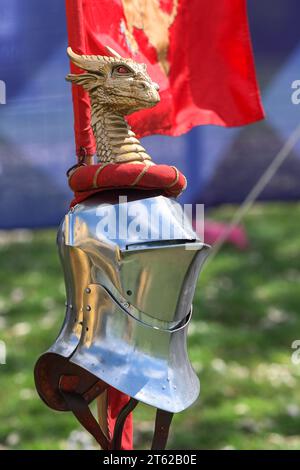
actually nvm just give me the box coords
[66,46,160,164]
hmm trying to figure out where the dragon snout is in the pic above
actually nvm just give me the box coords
[137,80,160,92]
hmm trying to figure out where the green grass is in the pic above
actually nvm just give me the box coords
[0,203,300,449]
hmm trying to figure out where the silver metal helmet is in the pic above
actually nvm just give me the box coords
[35,193,210,447]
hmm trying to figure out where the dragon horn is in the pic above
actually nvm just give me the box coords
[67,47,107,71]
[105,46,122,58]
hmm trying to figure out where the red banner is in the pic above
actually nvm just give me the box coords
[66,0,264,156]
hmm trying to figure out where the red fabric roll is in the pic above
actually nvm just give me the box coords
[69,162,187,206]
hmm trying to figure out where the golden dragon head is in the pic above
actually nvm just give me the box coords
[66,46,160,116]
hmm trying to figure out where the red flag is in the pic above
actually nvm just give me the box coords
[66,0,264,156]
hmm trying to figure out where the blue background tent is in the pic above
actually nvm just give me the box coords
[1,0,300,228]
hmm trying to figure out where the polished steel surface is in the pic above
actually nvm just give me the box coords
[47,195,209,412]
[65,195,209,323]
[66,195,197,250]
[48,222,87,357]
[70,283,200,413]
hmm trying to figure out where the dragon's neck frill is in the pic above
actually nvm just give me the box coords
[90,101,151,164]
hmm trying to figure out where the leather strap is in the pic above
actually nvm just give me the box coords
[151,409,174,450]
[60,382,109,450]
[59,375,137,450]
[110,398,139,450]
[62,390,110,449]
[59,374,173,450]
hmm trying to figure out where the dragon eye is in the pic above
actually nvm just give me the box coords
[115,65,130,74]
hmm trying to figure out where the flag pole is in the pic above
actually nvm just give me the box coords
[65,0,95,163]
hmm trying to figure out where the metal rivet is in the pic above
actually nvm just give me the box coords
[85,288,91,294]
[173,385,177,390]
[123,302,130,308]
[126,290,132,296]
[86,305,91,311]
[162,385,166,390]
[69,304,73,309]
[167,377,170,382]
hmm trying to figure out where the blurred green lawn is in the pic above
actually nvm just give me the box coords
[0,203,300,450]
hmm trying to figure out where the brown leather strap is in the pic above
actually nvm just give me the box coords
[151,409,174,450]
[60,387,110,450]
[59,374,173,450]
[111,398,139,450]
[59,375,138,450]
